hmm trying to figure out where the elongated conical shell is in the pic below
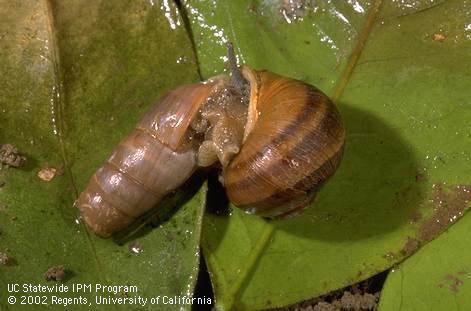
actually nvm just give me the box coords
[76,82,217,237]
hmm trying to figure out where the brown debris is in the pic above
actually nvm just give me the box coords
[288,291,379,311]
[44,265,66,281]
[333,291,378,310]
[279,272,387,311]
[313,302,336,311]
[0,252,11,265]
[419,184,471,242]
[37,167,57,181]
[387,184,471,261]
[432,33,446,41]
[0,144,26,167]
[438,272,466,293]
[400,237,420,257]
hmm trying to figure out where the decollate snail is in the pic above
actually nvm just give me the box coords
[76,45,345,237]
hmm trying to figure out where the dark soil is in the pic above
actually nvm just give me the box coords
[276,271,387,311]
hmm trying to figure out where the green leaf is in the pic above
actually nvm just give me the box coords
[379,208,471,311]
[3,0,471,310]
[0,1,204,310]
[183,0,471,309]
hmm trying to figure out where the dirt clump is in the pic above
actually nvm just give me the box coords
[0,252,11,265]
[0,144,26,168]
[312,302,336,311]
[432,33,446,41]
[37,167,57,181]
[286,290,379,311]
[333,291,378,310]
[44,265,66,281]
[279,273,386,311]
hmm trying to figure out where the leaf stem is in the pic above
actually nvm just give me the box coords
[225,223,275,310]
[332,0,383,102]
[174,0,203,81]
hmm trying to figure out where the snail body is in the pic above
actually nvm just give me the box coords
[76,61,345,237]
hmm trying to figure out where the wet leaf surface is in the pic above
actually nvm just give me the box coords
[379,204,471,311]
[182,0,471,309]
[1,0,471,310]
[0,1,204,310]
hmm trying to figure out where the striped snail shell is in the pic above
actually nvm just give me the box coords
[223,67,345,217]
[76,53,345,237]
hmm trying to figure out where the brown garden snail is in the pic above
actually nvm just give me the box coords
[75,45,345,237]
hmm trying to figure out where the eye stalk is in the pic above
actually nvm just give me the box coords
[226,42,249,100]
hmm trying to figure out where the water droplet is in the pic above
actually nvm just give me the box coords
[160,0,181,30]
[129,241,143,254]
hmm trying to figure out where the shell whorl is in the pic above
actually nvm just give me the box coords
[223,68,345,217]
